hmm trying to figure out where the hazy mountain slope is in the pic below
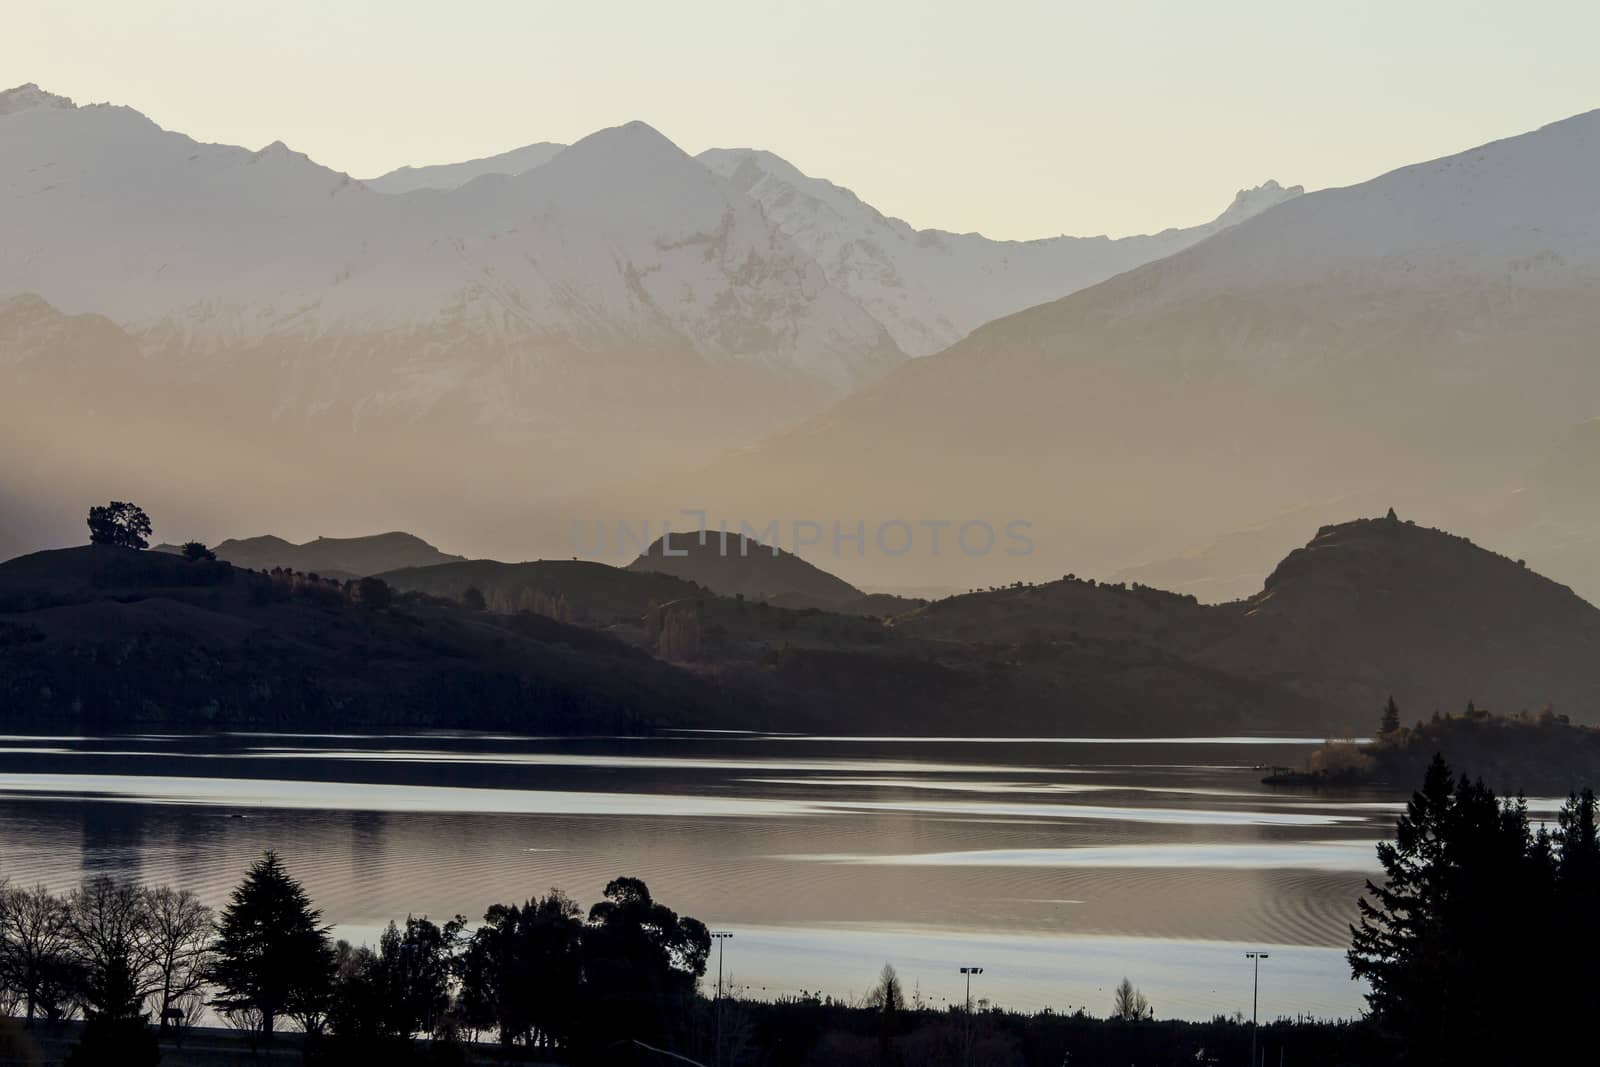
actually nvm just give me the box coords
[0,87,913,544]
[345,131,1301,358]
[363,141,566,194]
[893,513,1600,725]
[665,110,1600,592]
[698,147,1302,355]
[0,88,903,437]
[627,534,863,607]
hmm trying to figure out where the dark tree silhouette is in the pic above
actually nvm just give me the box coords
[1379,695,1401,736]
[209,851,334,1039]
[1347,755,1600,1064]
[356,577,392,611]
[180,541,217,562]
[86,502,152,550]
[1551,787,1600,1022]
[458,892,584,1050]
[461,586,487,611]
[866,962,906,1064]
[144,886,212,1034]
[0,883,74,1023]
[1111,977,1151,1021]
[65,877,158,1021]
[579,877,710,1049]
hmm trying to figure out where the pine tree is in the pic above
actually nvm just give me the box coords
[1379,696,1401,736]
[209,851,334,1038]
[1348,755,1546,1064]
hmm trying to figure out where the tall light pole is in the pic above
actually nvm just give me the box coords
[712,931,733,1067]
[959,966,984,1067]
[1245,951,1269,1067]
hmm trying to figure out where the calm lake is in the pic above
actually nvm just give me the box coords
[0,732,1482,1020]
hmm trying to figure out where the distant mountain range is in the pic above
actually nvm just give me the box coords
[666,108,1600,597]
[6,83,1600,609]
[698,150,1301,356]
[154,532,462,579]
[0,81,1298,552]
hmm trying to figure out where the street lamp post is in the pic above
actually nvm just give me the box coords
[959,966,984,1067]
[1245,951,1269,1067]
[712,931,734,1067]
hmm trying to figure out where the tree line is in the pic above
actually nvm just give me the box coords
[1,852,708,1064]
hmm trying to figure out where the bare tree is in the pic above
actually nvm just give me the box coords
[144,887,214,1033]
[864,962,905,1012]
[66,876,160,1020]
[1111,977,1152,1021]
[0,883,74,1023]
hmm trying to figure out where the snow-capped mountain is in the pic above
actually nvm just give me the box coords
[350,127,1303,359]
[0,86,903,433]
[658,109,1600,594]
[697,148,1303,355]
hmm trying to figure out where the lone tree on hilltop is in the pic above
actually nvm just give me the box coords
[180,541,216,562]
[86,502,152,550]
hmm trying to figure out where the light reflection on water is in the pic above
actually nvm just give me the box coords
[0,732,1398,1020]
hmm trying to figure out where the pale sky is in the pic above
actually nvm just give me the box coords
[6,1,1598,239]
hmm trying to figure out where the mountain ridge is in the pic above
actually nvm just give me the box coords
[659,106,1600,595]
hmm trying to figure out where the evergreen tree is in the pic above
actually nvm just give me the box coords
[209,851,335,1038]
[1379,696,1401,736]
[1349,755,1553,1064]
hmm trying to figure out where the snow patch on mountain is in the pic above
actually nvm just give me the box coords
[0,95,903,418]
[698,147,1302,355]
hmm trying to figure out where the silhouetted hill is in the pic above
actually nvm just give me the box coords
[889,514,1600,727]
[0,546,727,732]
[5,514,1595,737]
[378,559,700,625]
[656,110,1600,596]
[1201,514,1600,722]
[627,535,865,608]
[155,532,463,579]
